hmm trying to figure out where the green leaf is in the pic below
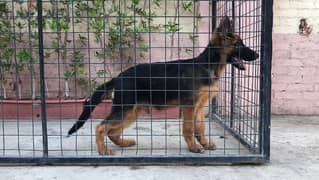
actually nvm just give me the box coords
[153,0,162,7]
[90,19,105,32]
[47,19,69,32]
[3,48,14,59]
[189,35,198,44]
[76,67,87,77]
[165,20,181,33]
[139,43,149,52]
[16,9,27,18]
[44,51,51,59]
[17,49,36,64]
[64,69,75,79]
[30,33,39,40]
[71,50,85,65]
[51,39,60,51]
[182,1,193,13]
[132,0,140,6]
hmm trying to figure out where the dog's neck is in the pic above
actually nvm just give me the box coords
[197,43,228,78]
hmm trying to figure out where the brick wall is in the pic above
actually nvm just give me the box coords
[272,0,319,114]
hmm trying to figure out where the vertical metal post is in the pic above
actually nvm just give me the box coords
[211,0,217,30]
[229,0,236,128]
[211,0,217,115]
[259,0,273,160]
[37,0,48,158]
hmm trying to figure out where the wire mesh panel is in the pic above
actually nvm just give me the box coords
[0,0,43,157]
[213,0,263,153]
[0,0,272,165]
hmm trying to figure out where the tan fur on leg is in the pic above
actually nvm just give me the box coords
[95,124,113,155]
[194,89,217,150]
[195,110,216,150]
[96,108,139,155]
[108,127,136,147]
[182,107,205,153]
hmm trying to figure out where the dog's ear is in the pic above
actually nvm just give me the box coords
[217,16,234,34]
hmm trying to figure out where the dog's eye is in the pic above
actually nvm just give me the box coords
[226,33,233,38]
[224,33,233,40]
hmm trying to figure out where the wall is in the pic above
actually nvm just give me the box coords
[272,0,319,114]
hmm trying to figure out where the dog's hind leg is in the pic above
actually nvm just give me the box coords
[182,107,205,153]
[95,106,138,155]
[107,108,139,147]
[108,128,136,148]
[96,123,113,155]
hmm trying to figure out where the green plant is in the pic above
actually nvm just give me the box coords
[0,0,202,100]
[185,34,198,55]
[182,0,200,55]
[0,2,13,99]
[90,69,108,92]
[181,1,193,13]
[165,20,180,33]
[49,1,71,98]
[0,1,38,100]
[64,50,88,90]
[42,0,163,98]
[16,1,38,100]
[165,0,181,59]
[44,0,86,98]
[86,0,161,78]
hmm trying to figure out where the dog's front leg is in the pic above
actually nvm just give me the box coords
[182,107,205,153]
[194,109,216,150]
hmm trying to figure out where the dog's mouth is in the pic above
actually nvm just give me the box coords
[231,57,246,71]
[230,50,259,71]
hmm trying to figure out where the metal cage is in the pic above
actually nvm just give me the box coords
[0,0,272,165]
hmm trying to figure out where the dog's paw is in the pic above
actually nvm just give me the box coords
[189,145,205,153]
[203,143,217,150]
[118,139,136,147]
[98,149,114,155]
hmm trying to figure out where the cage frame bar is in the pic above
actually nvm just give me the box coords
[259,0,273,161]
[0,155,267,165]
[36,0,49,158]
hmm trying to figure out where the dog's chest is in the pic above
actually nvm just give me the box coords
[195,70,219,100]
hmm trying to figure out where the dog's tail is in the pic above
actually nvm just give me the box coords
[67,79,115,136]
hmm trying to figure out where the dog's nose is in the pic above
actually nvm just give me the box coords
[254,53,259,59]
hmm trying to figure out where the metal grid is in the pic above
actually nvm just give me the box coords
[213,0,263,154]
[0,0,272,165]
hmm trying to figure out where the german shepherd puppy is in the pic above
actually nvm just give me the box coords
[68,17,259,155]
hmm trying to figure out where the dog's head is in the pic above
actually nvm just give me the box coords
[212,17,259,70]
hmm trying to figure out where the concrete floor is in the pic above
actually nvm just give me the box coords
[0,116,251,157]
[0,115,318,180]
